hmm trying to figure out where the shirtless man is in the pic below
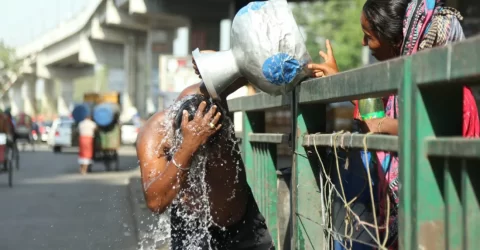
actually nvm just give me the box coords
[136,56,274,249]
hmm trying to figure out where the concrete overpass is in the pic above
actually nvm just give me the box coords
[4,0,326,120]
[7,0,236,119]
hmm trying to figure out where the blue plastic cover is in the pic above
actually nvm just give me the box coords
[262,53,302,85]
[72,103,91,123]
[93,103,119,127]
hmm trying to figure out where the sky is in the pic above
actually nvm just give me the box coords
[0,0,97,48]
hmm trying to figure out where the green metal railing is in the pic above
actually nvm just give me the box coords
[228,35,480,250]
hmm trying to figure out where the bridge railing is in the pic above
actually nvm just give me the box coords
[228,35,480,249]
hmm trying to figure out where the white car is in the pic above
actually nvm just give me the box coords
[121,122,140,145]
[48,118,74,153]
[39,121,53,142]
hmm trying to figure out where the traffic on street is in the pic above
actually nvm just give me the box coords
[0,145,140,250]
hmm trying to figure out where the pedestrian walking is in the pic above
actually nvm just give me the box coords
[78,116,97,175]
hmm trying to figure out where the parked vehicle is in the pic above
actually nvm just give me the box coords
[39,121,53,142]
[48,118,74,153]
[14,113,33,141]
[120,121,140,145]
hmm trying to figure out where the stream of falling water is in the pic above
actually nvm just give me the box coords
[138,95,243,250]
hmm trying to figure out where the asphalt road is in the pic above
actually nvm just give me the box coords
[0,144,140,250]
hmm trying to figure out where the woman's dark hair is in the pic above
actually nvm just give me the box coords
[363,0,410,47]
[173,94,224,129]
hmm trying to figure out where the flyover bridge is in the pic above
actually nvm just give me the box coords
[6,0,265,119]
[7,0,475,120]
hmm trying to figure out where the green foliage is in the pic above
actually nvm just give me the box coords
[0,41,20,84]
[0,41,16,70]
[292,0,365,71]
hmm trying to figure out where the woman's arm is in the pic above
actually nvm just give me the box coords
[359,117,399,136]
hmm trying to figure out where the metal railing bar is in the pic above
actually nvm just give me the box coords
[227,92,291,112]
[249,133,289,144]
[425,137,480,159]
[298,57,403,104]
[235,131,243,140]
[414,35,480,86]
[303,133,398,152]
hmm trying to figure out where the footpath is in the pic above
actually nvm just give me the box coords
[127,175,170,250]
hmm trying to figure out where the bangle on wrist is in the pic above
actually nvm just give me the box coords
[172,157,190,171]
[377,118,387,133]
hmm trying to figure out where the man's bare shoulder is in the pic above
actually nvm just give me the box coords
[140,111,166,135]
[177,83,202,100]
[136,110,168,157]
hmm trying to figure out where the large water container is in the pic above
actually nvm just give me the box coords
[72,104,91,123]
[192,0,311,100]
[93,103,120,127]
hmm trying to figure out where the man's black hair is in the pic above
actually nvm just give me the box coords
[174,94,224,130]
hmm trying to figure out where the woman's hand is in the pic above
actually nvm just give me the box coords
[181,101,222,151]
[359,117,399,136]
[192,50,216,79]
[307,39,339,77]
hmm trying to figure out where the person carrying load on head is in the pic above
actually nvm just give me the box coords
[78,115,97,175]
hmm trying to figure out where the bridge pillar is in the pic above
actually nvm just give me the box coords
[50,66,94,117]
[147,29,174,116]
[9,84,23,116]
[130,29,174,117]
[123,35,137,116]
[38,78,57,119]
[21,76,37,117]
[57,78,74,116]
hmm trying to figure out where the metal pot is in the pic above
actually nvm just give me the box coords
[192,0,312,99]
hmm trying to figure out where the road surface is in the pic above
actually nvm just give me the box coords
[0,145,140,250]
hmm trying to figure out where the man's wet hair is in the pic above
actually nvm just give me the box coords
[174,94,224,130]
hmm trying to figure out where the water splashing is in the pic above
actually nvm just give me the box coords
[139,95,244,250]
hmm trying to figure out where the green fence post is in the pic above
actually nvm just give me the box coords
[266,143,279,246]
[243,112,265,191]
[293,87,327,249]
[243,112,278,247]
[462,159,480,249]
[399,50,464,249]
[448,40,480,250]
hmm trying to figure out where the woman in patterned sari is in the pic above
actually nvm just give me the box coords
[308,0,479,249]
